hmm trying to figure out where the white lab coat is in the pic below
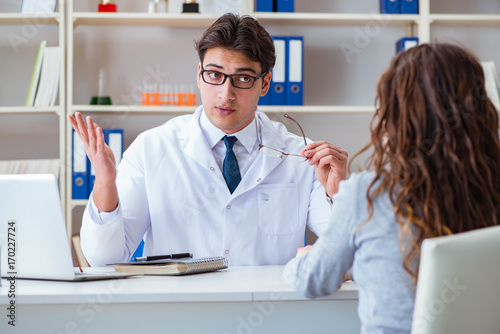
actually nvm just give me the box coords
[81,107,331,266]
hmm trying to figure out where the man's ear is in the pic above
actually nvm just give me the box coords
[197,63,202,89]
[260,71,272,96]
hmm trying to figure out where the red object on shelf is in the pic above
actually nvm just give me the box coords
[98,1,117,12]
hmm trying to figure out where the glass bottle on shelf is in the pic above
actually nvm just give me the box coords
[149,0,168,14]
[90,68,112,105]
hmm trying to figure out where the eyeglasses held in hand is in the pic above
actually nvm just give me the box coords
[200,67,266,89]
[256,113,308,162]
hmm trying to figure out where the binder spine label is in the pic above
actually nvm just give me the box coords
[72,131,88,200]
[286,37,304,106]
[270,38,287,105]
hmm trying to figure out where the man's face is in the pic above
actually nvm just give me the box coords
[197,47,271,134]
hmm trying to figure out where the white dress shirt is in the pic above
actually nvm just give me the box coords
[81,106,331,266]
[199,110,259,179]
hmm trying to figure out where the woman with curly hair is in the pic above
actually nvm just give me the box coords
[283,43,500,334]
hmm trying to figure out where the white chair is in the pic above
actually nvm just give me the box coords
[412,225,500,334]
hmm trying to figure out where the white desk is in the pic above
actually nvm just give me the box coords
[0,266,360,333]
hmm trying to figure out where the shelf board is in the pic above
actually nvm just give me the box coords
[71,12,220,28]
[71,199,88,208]
[69,12,421,28]
[0,13,60,25]
[68,12,500,29]
[252,12,419,27]
[0,106,61,114]
[430,14,500,27]
[72,105,375,114]
[72,105,198,114]
[260,105,375,113]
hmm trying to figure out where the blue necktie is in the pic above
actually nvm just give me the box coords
[222,136,241,194]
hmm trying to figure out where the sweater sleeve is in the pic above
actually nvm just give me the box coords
[283,173,365,298]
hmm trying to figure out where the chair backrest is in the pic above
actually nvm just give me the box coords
[411,225,500,334]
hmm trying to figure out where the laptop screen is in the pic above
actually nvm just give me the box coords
[0,174,76,280]
[412,225,500,334]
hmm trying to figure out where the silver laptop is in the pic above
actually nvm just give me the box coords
[0,174,135,281]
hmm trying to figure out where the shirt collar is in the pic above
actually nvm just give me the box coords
[200,109,257,153]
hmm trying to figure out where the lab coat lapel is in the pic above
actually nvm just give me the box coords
[242,150,284,191]
[178,108,219,171]
[232,112,286,196]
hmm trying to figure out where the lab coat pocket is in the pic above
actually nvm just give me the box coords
[257,184,300,235]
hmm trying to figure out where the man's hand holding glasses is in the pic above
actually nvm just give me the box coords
[257,113,348,199]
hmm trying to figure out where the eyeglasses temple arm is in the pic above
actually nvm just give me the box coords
[284,113,307,147]
[255,117,262,145]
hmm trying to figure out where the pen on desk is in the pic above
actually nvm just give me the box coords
[133,252,193,262]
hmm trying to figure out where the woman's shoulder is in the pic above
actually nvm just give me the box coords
[330,171,377,217]
[337,171,377,196]
[334,171,393,220]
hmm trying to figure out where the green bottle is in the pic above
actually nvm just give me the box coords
[90,68,112,105]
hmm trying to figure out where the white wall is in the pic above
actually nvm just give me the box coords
[1,0,499,170]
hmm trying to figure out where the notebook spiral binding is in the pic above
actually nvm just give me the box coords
[184,257,228,274]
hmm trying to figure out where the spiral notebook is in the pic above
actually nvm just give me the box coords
[113,257,228,276]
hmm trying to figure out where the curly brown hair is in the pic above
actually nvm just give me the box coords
[350,43,500,284]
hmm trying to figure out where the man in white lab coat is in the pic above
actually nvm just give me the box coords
[69,13,348,266]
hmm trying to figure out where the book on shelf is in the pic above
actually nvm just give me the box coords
[25,40,46,107]
[481,61,500,112]
[21,0,57,13]
[33,46,60,107]
[113,257,228,276]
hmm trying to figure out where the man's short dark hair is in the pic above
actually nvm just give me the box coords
[195,13,276,74]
